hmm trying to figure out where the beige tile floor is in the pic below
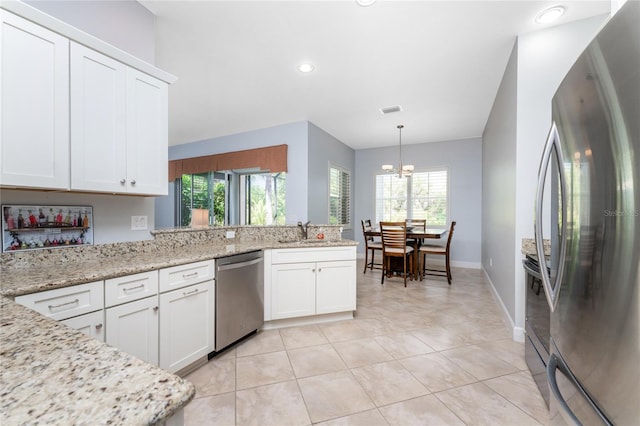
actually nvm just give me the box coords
[184,263,549,425]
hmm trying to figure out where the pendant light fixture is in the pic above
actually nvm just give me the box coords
[382,124,414,178]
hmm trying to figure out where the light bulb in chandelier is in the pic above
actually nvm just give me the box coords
[381,124,414,177]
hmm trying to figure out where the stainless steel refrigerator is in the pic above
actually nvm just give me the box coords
[534,1,639,424]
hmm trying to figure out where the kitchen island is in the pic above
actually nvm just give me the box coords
[0,225,355,424]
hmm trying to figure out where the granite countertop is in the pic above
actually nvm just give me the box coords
[1,238,357,298]
[521,238,550,256]
[0,228,356,424]
[0,297,195,425]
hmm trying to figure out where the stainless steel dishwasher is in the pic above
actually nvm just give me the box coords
[214,250,264,352]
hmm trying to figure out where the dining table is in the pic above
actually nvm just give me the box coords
[364,227,448,278]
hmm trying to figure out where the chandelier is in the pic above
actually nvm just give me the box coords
[382,124,414,178]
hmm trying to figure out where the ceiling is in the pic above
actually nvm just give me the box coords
[139,0,610,149]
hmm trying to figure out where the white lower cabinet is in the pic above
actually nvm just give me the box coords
[271,262,316,319]
[14,280,105,339]
[61,310,105,342]
[266,246,357,321]
[159,280,214,373]
[106,295,159,365]
[316,260,356,315]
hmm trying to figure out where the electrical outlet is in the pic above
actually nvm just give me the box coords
[131,215,148,230]
[226,230,235,239]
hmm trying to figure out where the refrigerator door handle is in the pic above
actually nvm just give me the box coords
[547,353,582,426]
[535,122,568,312]
[547,352,612,426]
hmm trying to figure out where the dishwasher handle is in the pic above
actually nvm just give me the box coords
[217,257,263,272]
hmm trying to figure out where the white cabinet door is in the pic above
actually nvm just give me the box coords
[61,310,105,342]
[316,260,357,315]
[159,281,214,373]
[125,68,168,195]
[70,42,127,193]
[0,10,69,190]
[106,296,159,365]
[271,262,316,320]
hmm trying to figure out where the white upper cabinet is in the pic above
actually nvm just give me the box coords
[125,68,168,195]
[70,42,127,193]
[0,6,173,195]
[70,43,168,195]
[0,10,70,190]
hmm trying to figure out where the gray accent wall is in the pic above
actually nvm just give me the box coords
[157,120,356,234]
[308,123,356,240]
[482,14,608,339]
[482,42,518,322]
[355,138,482,266]
[157,121,310,227]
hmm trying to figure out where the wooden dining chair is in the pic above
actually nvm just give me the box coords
[418,221,456,284]
[361,219,383,273]
[380,221,414,287]
[405,218,426,246]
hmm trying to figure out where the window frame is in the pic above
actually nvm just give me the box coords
[374,166,449,227]
[328,163,352,230]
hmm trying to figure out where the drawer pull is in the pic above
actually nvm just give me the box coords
[183,288,199,297]
[122,283,145,293]
[95,323,103,330]
[182,271,199,279]
[48,299,79,311]
[153,306,159,312]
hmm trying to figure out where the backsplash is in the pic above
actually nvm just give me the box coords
[1,225,343,270]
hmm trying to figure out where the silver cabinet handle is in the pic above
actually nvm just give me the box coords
[183,288,199,297]
[120,178,126,184]
[318,268,322,272]
[182,271,199,278]
[130,179,136,185]
[535,122,568,312]
[153,306,159,312]
[123,283,145,293]
[95,323,103,330]
[48,298,79,311]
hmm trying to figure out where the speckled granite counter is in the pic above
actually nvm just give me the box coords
[0,296,195,425]
[0,226,356,425]
[521,238,551,256]
[1,225,356,298]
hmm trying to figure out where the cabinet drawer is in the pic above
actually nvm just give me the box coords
[270,246,356,264]
[61,310,105,342]
[105,271,159,307]
[15,281,103,321]
[159,260,214,293]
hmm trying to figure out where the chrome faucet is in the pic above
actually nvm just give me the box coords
[298,221,311,239]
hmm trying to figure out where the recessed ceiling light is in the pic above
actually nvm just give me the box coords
[297,63,315,73]
[535,5,566,24]
[356,0,376,6]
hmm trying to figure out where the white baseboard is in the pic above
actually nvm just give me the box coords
[482,267,524,343]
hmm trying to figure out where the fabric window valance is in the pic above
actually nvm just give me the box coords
[168,144,288,181]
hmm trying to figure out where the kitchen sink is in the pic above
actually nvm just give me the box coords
[278,239,335,244]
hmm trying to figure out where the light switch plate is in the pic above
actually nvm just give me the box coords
[131,215,148,230]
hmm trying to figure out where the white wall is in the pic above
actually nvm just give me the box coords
[355,137,482,266]
[482,13,609,340]
[0,0,158,245]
